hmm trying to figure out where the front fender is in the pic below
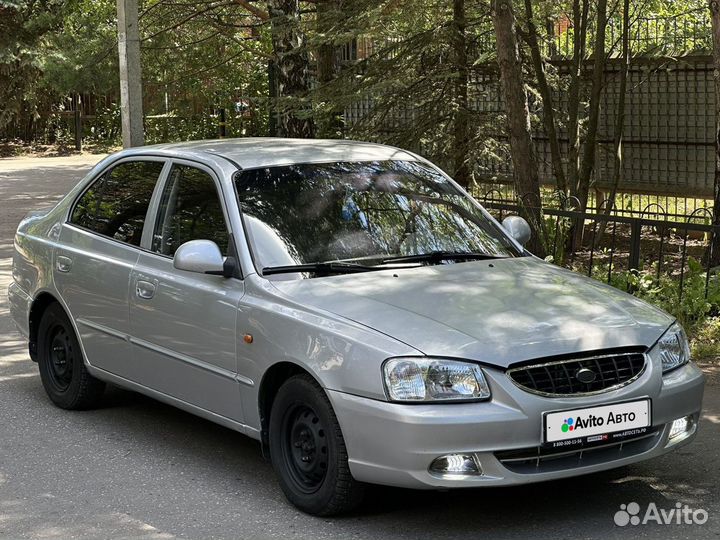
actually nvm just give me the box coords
[237,274,417,431]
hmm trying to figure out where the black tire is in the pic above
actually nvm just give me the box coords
[37,302,105,409]
[269,374,365,516]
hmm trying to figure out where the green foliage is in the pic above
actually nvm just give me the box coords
[2,0,271,142]
[40,0,118,96]
[87,104,121,145]
[690,316,720,360]
[0,0,714,152]
[545,0,710,58]
[541,214,571,266]
[0,0,68,129]
[145,114,216,144]
[307,0,500,176]
[590,257,720,330]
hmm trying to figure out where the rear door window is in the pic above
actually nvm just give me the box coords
[71,160,164,247]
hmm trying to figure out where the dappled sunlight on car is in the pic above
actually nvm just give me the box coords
[272,255,672,365]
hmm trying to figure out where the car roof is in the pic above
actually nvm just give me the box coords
[124,138,421,170]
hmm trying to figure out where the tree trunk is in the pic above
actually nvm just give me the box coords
[567,0,606,252]
[451,0,471,189]
[267,0,315,138]
[268,58,278,136]
[710,0,720,265]
[595,0,630,247]
[523,0,566,193]
[492,0,545,256]
[316,0,342,138]
[605,0,629,214]
[567,0,589,200]
[576,0,608,212]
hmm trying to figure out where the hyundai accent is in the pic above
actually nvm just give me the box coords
[8,138,705,515]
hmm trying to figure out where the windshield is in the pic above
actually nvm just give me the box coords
[235,160,523,278]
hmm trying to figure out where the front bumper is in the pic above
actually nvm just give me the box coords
[328,358,705,489]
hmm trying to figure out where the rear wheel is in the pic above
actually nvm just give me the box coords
[37,303,105,409]
[269,374,365,516]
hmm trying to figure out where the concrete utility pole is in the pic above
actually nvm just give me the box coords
[117,0,144,147]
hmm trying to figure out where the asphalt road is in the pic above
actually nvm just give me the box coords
[0,154,719,540]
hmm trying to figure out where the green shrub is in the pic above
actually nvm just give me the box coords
[592,257,720,331]
[542,215,571,266]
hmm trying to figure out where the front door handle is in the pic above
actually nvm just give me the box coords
[56,256,73,273]
[135,280,156,300]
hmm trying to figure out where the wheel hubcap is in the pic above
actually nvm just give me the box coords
[283,405,329,493]
[47,326,73,391]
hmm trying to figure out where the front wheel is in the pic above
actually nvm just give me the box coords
[37,303,105,409]
[269,374,365,516]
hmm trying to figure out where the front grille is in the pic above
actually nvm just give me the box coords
[507,352,646,397]
[495,429,660,474]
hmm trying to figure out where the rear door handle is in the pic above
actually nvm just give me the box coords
[56,256,73,273]
[135,280,156,300]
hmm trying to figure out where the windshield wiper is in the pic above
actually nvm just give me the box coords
[263,262,390,276]
[263,253,497,276]
[380,251,504,265]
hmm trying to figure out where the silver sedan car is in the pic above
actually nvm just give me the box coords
[9,138,705,516]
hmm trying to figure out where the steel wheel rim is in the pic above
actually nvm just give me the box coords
[281,404,329,494]
[46,325,74,392]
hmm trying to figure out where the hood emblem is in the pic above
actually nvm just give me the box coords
[575,368,597,384]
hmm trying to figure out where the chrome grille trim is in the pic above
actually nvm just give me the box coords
[506,352,647,397]
[495,430,660,473]
[497,432,658,464]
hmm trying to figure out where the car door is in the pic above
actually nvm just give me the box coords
[127,161,245,422]
[54,158,168,374]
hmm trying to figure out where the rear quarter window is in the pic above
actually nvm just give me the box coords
[71,160,164,247]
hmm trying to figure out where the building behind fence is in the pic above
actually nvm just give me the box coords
[471,56,716,198]
[346,11,716,205]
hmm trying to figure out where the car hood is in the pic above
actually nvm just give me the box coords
[269,257,673,368]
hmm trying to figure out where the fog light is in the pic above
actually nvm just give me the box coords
[429,454,482,476]
[668,415,694,442]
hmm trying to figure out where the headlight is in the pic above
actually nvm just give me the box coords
[655,322,691,373]
[383,357,491,402]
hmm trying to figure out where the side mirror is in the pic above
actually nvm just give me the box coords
[173,240,225,275]
[501,215,532,246]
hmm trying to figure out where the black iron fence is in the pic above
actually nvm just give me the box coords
[480,197,720,306]
[474,184,714,223]
[550,11,711,58]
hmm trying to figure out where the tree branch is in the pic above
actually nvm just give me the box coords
[232,0,269,21]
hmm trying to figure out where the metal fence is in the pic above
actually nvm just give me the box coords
[345,55,717,200]
[480,196,719,303]
[473,11,712,59]
[470,55,716,198]
[473,185,714,223]
[550,11,711,58]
